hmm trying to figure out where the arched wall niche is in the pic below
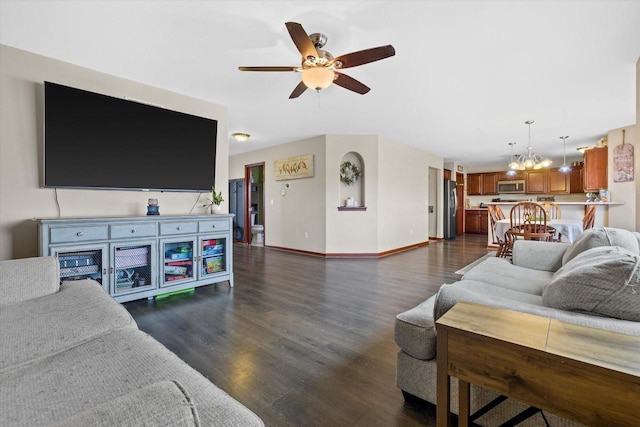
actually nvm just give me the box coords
[338,151,365,208]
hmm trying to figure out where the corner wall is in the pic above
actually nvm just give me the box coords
[0,45,229,260]
[230,134,444,255]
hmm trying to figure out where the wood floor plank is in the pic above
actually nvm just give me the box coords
[125,234,490,426]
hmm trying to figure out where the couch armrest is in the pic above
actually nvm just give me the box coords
[512,240,570,272]
[0,256,60,305]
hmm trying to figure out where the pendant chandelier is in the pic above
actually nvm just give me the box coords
[508,120,552,171]
[559,135,571,173]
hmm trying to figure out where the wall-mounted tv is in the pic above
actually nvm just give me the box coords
[44,81,217,192]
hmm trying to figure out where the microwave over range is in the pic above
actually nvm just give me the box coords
[497,180,526,194]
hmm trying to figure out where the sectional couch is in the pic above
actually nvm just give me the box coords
[0,256,263,426]
[395,227,640,426]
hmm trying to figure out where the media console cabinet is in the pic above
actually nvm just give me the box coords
[35,214,234,303]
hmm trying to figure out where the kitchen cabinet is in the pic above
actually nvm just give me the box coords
[482,173,499,195]
[547,169,570,194]
[583,147,608,192]
[465,209,488,234]
[467,173,498,196]
[570,165,584,193]
[525,170,547,194]
[498,171,525,181]
[525,169,570,194]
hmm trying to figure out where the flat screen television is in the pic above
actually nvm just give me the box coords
[44,81,217,192]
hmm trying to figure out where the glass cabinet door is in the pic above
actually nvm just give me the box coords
[111,241,157,296]
[161,238,196,287]
[199,236,227,280]
[51,243,109,293]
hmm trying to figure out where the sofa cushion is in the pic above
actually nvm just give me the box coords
[544,246,640,321]
[395,296,436,360]
[562,227,640,265]
[0,280,135,370]
[0,327,264,426]
[0,256,60,305]
[52,380,199,427]
[462,257,553,295]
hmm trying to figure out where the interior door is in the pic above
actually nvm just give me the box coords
[228,179,245,242]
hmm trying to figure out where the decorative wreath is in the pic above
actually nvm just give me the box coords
[339,161,361,185]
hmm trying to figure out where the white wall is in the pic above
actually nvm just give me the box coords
[229,136,327,253]
[377,136,439,253]
[0,45,229,260]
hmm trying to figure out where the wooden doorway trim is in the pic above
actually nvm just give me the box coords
[244,162,265,244]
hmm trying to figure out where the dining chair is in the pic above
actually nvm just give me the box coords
[583,205,597,230]
[542,202,562,219]
[487,205,506,257]
[502,202,556,257]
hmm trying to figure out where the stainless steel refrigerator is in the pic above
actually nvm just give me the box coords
[444,179,457,239]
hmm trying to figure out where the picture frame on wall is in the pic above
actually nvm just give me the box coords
[274,154,314,181]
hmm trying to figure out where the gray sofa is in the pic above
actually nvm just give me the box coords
[395,227,640,426]
[0,256,263,426]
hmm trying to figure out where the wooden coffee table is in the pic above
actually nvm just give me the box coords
[435,302,640,427]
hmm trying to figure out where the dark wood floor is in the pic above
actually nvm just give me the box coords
[125,234,491,426]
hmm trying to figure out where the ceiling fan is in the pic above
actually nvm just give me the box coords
[238,22,395,99]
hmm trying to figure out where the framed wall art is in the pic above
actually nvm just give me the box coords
[274,154,314,181]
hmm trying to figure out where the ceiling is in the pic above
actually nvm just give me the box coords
[1,1,639,170]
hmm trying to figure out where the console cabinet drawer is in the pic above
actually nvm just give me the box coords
[160,221,198,235]
[199,220,230,233]
[50,226,108,244]
[110,223,157,239]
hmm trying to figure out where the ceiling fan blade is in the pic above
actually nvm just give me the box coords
[285,22,319,60]
[289,81,308,99]
[333,45,395,69]
[333,72,370,95]
[238,66,299,72]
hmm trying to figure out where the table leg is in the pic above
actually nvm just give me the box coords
[436,327,450,427]
[459,379,470,427]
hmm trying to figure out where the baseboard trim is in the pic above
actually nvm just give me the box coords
[265,241,430,258]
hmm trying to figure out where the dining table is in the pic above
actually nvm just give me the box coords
[495,218,584,243]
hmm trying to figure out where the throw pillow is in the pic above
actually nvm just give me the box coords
[562,227,640,265]
[544,246,640,321]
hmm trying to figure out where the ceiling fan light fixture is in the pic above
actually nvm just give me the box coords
[232,132,250,142]
[301,67,335,91]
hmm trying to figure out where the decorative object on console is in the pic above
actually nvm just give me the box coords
[508,120,552,171]
[203,187,224,213]
[146,199,159,216]
[339,161,361,185]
